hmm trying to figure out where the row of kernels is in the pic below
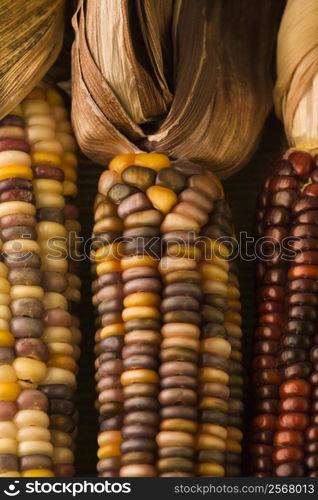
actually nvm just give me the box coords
[250,158,298,476]
[158,165,223,477]
[96,153,176,477]
[0,110,50,476]
[185,174,230,478]
[118,165,163,477]
[156,163,204,478]
[24,87,78,476]
[225,260,244,475]
[209,200,244,476]
[92,194,124,477]
[60,115,81,478]
[197,240,231,478]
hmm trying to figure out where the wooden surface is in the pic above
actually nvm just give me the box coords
[74,112,285,476]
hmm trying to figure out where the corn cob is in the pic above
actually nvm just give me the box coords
[92,153,243,477]
[0,85,80,477]
[251,150,318,477]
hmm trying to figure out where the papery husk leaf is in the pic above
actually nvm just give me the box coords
[0,0,65,119]
[72,0,284,178]
[274,0,318,150]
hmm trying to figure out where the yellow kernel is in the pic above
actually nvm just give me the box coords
[198,368,229,385]
[202,280,228,296]
[62,152,78,169]
[63,181,78,197]
[146,186,177,214]
[0,382,21,401]
[227,427,243,442]
[229,375,243,386]
[32,152,61,167]
[199,263,228,283]
[0,331,14,347]
[13,358,47,386]
[22,469,54,477]
[123,292,160,308]
[100,324,124,339]
[96,260,122,276]
[0,166,33,181]
[166,244,201,260]
[159,256,197,275]
[224,311,242,326]
[121,369,159,386]
[156,431,195,448]
[0,201,35,218]
[161,213,200,233]
[161,323,200,339]
[109,153,135,174]
[0,365,17,382]
[228,299,241,312]
[0,263,8,278]
[48,355,77,373]
[226,439,242,454]
[61,165,77,182]
[93,243,124,262]
[199,397,229,412]
[227,284,240,300]
[93,217,123,234]
[135,153,170,171]
[0,472,21,477]
[202,255,229,272]
[98,431,122,447]
[160,419,198,434]
[231,350,243,362]
[121,255,159,270]
[97,442,121,459]
[46,88,64,106]
[200,338,232,359]
[199,239,230,258]
[196,463,225,476]
[122,306,160,322]
[199,424,228,441]
[196,433,226,451]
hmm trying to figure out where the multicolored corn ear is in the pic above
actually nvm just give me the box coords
[91,153,244,477]
[0,84,81,477]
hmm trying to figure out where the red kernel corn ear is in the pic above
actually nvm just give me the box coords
[251,150,318,477]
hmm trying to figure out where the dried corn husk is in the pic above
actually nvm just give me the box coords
[0,0,65,119]
[274,0,318,151]
[72,0,284,179]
